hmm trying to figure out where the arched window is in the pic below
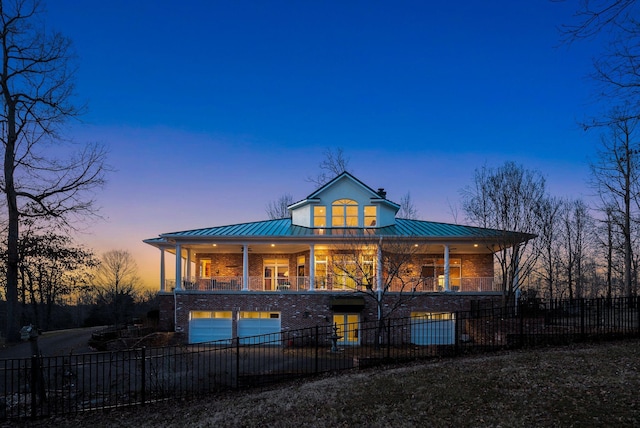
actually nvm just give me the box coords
[332,199,358,227]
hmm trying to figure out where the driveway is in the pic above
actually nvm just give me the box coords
[0,326,106,359]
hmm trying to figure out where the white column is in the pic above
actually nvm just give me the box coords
[309,244,315,291]
[175,243,182,290]
[186,248,192,281]
[243,244,249,291]
[444,244,450,292]
[160,248,166,291]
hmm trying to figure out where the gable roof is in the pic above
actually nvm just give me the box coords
[288,171,400,210]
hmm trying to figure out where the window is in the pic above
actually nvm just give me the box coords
[333,254,356,289]
[313,206,326,227]
[200,259,211,277]
[362,255,375,287]
[297,255,305,288]
[315,255,327,288]
[364,206,377,227]
[332,199,358,227]
[421,259,461,290]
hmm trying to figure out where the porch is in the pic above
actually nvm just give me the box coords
[166,275,499,293]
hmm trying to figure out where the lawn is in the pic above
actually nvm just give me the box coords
[8,340,640,427]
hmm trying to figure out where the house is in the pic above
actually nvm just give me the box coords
[143,172,534,345]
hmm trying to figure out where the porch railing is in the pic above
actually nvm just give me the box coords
[170,276,497,293]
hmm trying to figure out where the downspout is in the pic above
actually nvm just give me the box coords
[377,237,383,322]
[309,244,315,291]
[243,244,249,291]
[160,248,166,292]
[444,245,450,291]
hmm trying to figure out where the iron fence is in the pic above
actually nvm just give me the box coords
[1,296,638,421]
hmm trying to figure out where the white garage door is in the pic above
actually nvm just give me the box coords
[411,312,456,345]
[189,311,233,344]
[238,311,281,344]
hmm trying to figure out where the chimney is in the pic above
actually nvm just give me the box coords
[377,188,386,198]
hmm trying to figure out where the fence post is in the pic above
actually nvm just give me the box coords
[235,338,240,389]
[140,347,146,405]
[386,318,391,359]
[580,298,585,337]
[519,302,524,348]
[315,325,319,375]
[454,311,459,356]
[30,355,37,420]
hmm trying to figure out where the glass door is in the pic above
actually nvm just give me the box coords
[264,259,289,290]
[333,314,360,345]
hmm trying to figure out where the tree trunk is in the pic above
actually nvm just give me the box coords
[3,99,21,342]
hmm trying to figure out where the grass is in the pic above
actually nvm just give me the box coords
[8,340,640,427]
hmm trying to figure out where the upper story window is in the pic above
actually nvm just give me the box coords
[332,199,358,227]
[313,206,326,227]
[364,206,377,227]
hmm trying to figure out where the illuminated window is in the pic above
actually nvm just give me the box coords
[364,206,377,227]
[333,254,357,289]
[315,255,327,288]
[200,259,211,277]
[332,199,358,227]
[313,206,326,227]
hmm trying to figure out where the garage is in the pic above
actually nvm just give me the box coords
[189,311,233,344]
[411,312,456,345]
[238,311,281,344]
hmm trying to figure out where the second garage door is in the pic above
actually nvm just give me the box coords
[238,311,281,344]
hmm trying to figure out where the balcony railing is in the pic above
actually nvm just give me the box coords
[167,276,499,293]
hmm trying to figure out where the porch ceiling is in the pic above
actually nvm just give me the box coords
[177,241,496,256]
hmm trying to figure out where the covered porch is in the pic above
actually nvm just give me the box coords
[155,238,499,294]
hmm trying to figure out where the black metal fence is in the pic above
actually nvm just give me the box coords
[1,296,638,421]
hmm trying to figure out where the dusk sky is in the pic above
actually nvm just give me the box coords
[46,1,605,288]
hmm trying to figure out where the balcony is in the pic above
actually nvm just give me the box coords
[166,275,499,293]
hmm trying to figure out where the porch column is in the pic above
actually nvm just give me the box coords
[443,244,450,291]
[160,248,166,291]
[186,248,192,281]
[309,244,315,291]
[243,244,249,291]
[175,243,182,290]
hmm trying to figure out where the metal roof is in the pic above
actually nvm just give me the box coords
[152,218,533,242]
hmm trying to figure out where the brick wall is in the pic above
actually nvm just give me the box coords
[171,291,500,339]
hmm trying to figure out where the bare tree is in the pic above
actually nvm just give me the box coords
[560,0,637,41]
[535,196,564,300]
[92,250,141,327]
[559,198,595,299]
[0,1,107,341]
[331,235,421,346]
[265,193,293,219]
[461,162,544,308]
[590,113,640,297]
[397,192,419,220]
[306,147,351,186]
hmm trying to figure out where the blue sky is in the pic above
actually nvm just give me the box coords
[46,1,603,287]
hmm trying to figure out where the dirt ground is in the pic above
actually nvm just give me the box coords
[7,339,639,428]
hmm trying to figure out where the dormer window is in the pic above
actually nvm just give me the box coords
[332,199,358,227]
[364,206,377,227]
[313,206,326,227]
